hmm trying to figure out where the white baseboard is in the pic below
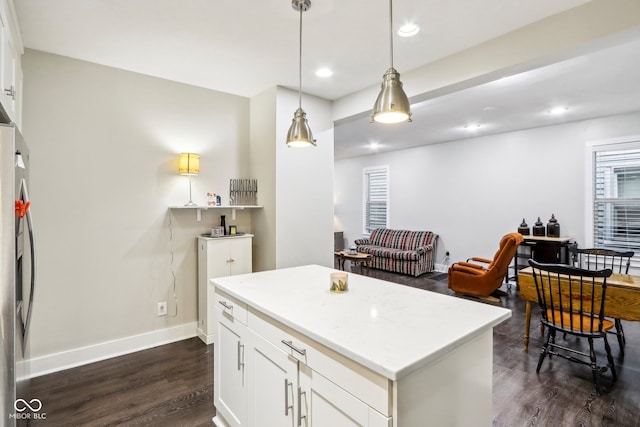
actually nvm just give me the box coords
[21,322,198,380]
[197,327,214,345]
[434,263,450,273]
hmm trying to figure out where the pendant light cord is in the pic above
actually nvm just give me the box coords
[298,5,303,109]
[389,0,394,69]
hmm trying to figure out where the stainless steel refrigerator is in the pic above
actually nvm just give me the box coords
[1,123,36,426]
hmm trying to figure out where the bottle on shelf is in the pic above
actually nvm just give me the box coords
[532,217,545,236]
[546,214,560,238]
[518,218,530,235]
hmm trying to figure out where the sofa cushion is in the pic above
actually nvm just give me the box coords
[369,228,435,250]
[356,245,422,261]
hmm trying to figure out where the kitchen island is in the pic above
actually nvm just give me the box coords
[211,265,510,427]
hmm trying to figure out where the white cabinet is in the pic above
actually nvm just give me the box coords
[212,265,508,427]
[247,310,390,427]
[299,365,390,427]
[0,0,22,127]
[1,25,16,119]
[214,293,248,427]
[197,235,252,344]
[246,330,298,427]
[213,287,391,427]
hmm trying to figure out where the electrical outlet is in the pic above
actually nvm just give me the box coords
[157,302,167,316]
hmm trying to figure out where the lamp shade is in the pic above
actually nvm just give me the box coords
[179,153,200,176]
[286,107,316,147]
[371,68,412,124]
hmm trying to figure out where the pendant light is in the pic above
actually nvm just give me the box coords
[286,0,316,147]
[371,0,412,124]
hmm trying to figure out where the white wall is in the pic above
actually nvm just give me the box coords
[249,87,334,271]
[335,112,640,270]
[249,87,277,272]
[275,87,334,269]
[21,50,251,364]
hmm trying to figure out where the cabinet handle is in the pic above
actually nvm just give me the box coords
[297,386,306,426]
[226,258,235,263]
[218,300,233,310]
[237,341,244,371]
[4,86,15,100]
[284,379,293,416]
[281,339,306,356]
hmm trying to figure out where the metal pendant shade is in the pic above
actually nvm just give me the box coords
[287,107,315,147]
[371,0,412,124]
[286,0,316,147]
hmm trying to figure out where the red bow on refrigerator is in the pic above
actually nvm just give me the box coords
[15,200,30,218]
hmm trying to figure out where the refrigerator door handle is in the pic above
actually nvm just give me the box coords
[20,178,35,350]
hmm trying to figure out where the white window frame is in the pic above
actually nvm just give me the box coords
[362,165,390,236]
[585,135,640,266]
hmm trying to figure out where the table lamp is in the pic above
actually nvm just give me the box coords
[179,153,199,206]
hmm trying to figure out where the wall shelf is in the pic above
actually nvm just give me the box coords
[169,205,263,221]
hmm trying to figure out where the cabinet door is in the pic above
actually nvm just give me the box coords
[0,25,16,120]
[229,237,252,275]
[206,239,235,276]
[247,330,298,427]
[214,310,247,427]
[12,55,21,128]
[198,240,231,343]
[300,363,388,427]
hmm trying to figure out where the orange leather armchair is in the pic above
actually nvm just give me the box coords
[448,233,524,298]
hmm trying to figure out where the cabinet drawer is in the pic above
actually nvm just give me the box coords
[214,289,248,325]
[248,309,391,416]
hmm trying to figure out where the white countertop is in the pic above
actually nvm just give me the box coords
[211,264,511,380]
[198,233,253,240]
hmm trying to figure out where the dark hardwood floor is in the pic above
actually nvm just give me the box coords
[24,338,215,426]
[24,264,640,426]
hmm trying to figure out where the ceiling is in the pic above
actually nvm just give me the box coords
[334,37,640,159]
[15,0,640,159]
[16,0,589,100]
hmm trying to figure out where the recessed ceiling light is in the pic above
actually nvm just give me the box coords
[316,68,333,78]
[463,124,482,131]
[549,106,569,115]
[398,23,420,37]
[369,142,380,150]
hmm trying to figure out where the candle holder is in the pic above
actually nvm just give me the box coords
[330,272,349,293]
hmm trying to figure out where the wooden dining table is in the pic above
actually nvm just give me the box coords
[518,266,640,351]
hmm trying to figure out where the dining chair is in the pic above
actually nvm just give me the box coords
[528,259,616,395]
[571,247,635,356]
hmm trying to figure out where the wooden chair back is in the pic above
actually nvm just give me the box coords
[571,248,634,274]
[528,259,612,336]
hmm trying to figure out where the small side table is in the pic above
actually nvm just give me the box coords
[334,251,372,275]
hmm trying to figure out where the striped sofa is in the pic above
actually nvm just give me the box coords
[354,228,438,277]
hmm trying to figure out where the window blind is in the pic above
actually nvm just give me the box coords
[363,167,388,234]
[593,148,640,253]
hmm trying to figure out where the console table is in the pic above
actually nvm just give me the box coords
[509,236,574,285]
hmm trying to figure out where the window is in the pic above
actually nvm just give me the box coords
[590,139,640,257]
[363,166,389,234]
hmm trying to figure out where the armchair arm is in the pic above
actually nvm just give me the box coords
[354,238,370,245]
[467,257,492,264]
[455,261,486,270]
[451,263,486,276]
